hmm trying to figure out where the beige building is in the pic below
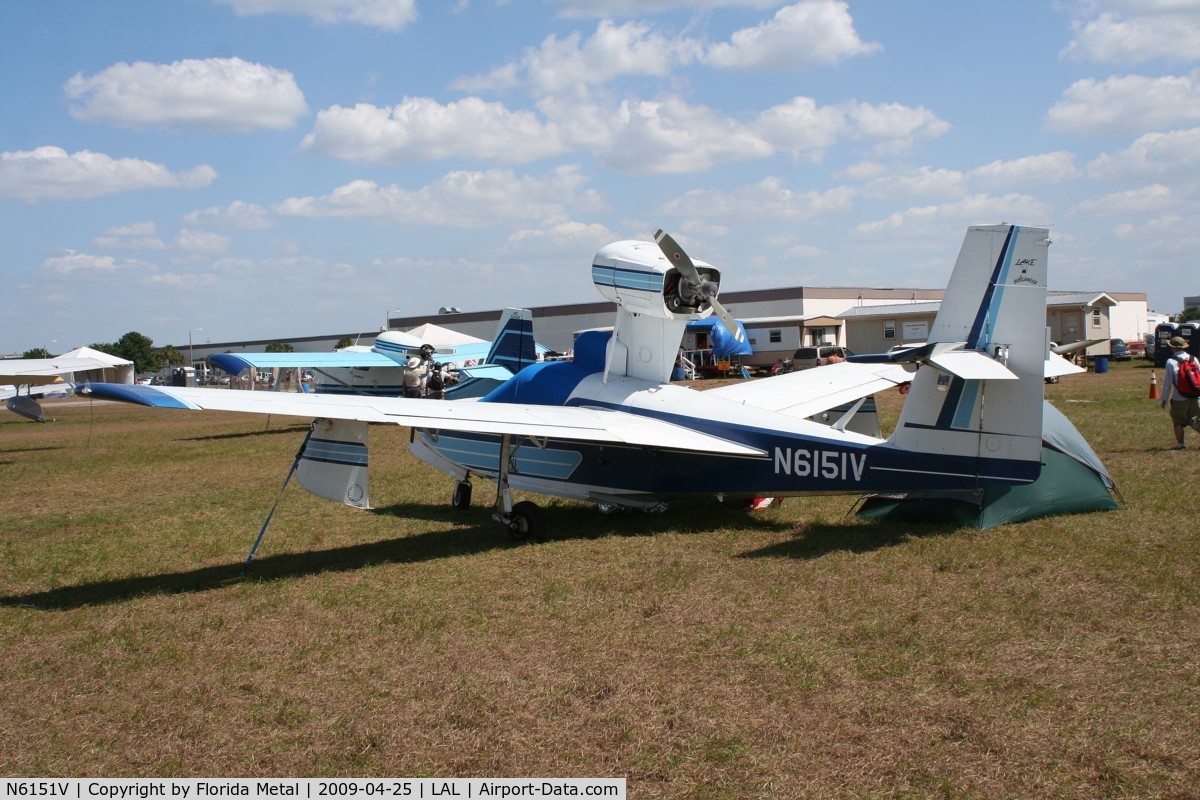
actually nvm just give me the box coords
[839,291,1122,357]
[181,285,1150,369]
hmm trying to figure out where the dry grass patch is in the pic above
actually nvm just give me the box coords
[1,364,1198,798]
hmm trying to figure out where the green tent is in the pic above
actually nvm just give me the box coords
[857,402,1119,530]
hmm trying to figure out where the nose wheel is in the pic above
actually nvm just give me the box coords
[451,480,472,509]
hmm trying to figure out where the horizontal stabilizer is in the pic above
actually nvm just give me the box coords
[928,350,1018,380]
[704,361,910,419]
[1045,352,1086,378]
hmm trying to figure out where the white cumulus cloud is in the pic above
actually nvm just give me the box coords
[661,177,856,221]
[0,146,216,202]
[1062,3,1200,63]
[1088,127,1200,180]
[702,1,882,70]
[1075,183,1176,215]
[854,193,1053,237]
[1046,72,1200,134]
[274,166,591,227]
[93,222,167,251]
[39,250,155,278]
[300,98,566,164]
[757,98,948,160]
[453,20,698,95]
[65,57,307,132]
[183,200,276,230]
[213,0,418,31]
[969,152,1081,187]
[595,97,774,174]
[550,0,779,15]
[175,228,231,254]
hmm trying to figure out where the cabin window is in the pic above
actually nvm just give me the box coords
[883,320,896,340]
[768,329,782,344]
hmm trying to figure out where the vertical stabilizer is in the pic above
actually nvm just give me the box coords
[887,225,1049,484]
[484,308,538,374]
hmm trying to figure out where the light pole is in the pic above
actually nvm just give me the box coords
[189,328,203,370]
[44,339,57,356]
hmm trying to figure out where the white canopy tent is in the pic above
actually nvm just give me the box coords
[57,346,135,384]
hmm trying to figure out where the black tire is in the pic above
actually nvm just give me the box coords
[451,481,472,509]
[507,500,546,541]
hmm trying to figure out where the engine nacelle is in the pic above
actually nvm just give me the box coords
[591,240,722,322]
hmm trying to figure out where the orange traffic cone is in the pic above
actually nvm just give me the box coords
[1149,371,1159,399]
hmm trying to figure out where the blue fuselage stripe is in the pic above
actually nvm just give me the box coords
[591,265,664,293]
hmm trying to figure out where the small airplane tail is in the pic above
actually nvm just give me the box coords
[483,308,537,373]
[885,224,1050,484]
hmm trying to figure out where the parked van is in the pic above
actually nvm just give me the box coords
[792,345,853,370]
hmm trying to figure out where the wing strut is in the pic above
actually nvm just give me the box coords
[245,426,313,568]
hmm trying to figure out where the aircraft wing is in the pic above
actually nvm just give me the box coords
[211,352,399,372]
[84,383,765,457]
[704,362,912,419]
[453,363,513,380]
[1,357,116,386]
[1052,338,1107,355]
[1,380,70,399]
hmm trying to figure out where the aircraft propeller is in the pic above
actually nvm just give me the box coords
[653,228,745,342]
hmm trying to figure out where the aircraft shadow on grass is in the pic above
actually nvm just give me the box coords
[0,501,792,611]
[738,517,960,561]
[178,424,310,442]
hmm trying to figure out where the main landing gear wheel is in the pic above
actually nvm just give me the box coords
[507,500,545,541]
[451,481,472,509]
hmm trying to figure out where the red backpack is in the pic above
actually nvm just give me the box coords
[1175,354,1200,398]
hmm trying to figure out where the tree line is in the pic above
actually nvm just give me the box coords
[23,332,302,375]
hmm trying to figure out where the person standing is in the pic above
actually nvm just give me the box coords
[402,356,426,398]
[1160,336,1200,449]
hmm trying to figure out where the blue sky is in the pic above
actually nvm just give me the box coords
[2,0,1198,354]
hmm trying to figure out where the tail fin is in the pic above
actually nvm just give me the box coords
[484,308,538,374]
[887,224,1049,483]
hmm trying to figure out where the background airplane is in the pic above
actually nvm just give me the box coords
[88,224,1070,540]
[207,308,542,399]
[1,355,119,422]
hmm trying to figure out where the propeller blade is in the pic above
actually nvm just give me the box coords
[709,295,745,342]
[653,228,704,288]
[654,228,743,342]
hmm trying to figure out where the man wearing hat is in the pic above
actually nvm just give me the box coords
[402,356,426,398]
[1160,336,1200,449]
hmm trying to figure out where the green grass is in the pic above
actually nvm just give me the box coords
[1,360,1198,798]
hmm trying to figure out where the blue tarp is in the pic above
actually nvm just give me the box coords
[685,318,753,358]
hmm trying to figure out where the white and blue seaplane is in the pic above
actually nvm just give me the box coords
[87,224,1069,540]
[208,308,541,399]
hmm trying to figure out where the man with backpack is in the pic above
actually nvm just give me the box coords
[1160,336,1200,449]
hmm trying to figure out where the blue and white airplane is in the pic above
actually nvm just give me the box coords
[2,355,117,422]
[87,224,1060,539]
[208,308,541,399]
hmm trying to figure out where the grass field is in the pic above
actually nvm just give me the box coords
[1,360,1198,798]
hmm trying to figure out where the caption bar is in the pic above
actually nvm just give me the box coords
[1,780,625,800]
